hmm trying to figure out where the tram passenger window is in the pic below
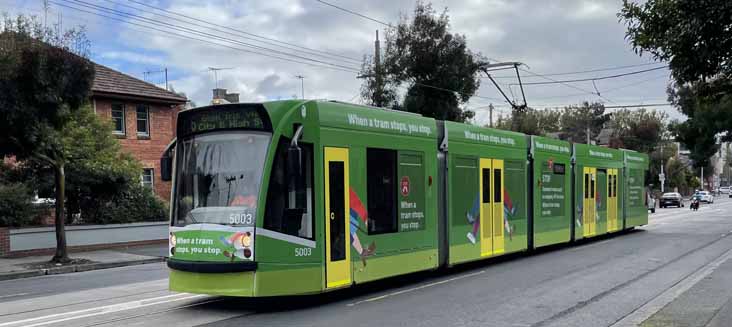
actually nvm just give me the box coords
[584,174,589,199]
[482,169,491,203]
[494,169,502,203]
[264,138,314,239]
[367,148,398,234]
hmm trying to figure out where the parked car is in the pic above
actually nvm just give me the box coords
[660,192,684,208]
[720,186,730,194]
[693,191,714,204]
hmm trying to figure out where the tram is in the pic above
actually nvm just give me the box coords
[161,100,649,297]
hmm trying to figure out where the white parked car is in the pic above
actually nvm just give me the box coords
[719,186,730,194]
[694,191,714,204]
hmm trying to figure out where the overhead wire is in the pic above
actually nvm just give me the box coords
[57,0,362,72]
[313,0,392,27]
[49,1,361,73]
[488,62,665,79]
[519,67,616,104]
[123,0,362,63]
[514,65,669,86]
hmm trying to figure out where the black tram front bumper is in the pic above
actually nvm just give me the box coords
[167,259,258,273]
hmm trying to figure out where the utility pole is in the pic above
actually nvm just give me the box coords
[660,160,665,193]
[489,104,494,128]
[295,75,305,99]
[701,167,704,191]
[586,126,591,145]
[374,30,382,107]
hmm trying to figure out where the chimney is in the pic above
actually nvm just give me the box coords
[212,88,227,100]
[224,93,239,103]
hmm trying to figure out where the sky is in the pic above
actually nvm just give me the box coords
[1,0,680,125]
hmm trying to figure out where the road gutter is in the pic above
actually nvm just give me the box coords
[0,257,165,281]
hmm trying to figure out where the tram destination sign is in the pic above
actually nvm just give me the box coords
[178,105,271,136]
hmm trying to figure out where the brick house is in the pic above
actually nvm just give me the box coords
[91,64,187,201]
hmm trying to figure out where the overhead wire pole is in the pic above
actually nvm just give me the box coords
[295,75,306,99]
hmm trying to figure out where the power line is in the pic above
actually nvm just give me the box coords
[515,66,669,86]
[314,0,392,27]
[413,82,504,102]
[531,73,670,100]
[50,1,360,73]
[519,67,615,104]
[488,62,665,79]
[57,0,361,72]
[123,0,362,63]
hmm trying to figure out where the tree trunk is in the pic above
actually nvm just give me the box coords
[51,163,69,263]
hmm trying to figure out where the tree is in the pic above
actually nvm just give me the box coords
[492,107,561,136]
[619,0,732,167]
[559,102,611,144]
[0,15,95,263]
[360,1,487,122]
[608,108,668,153]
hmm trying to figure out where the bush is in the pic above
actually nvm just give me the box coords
[82,184,168,224]
[0,182,36,227]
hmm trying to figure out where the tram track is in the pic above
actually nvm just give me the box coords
[530,222,732,327]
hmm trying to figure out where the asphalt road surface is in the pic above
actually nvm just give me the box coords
[1,197,731,327]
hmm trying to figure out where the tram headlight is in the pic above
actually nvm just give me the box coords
[240,232,251,248]
[170,234,177,246]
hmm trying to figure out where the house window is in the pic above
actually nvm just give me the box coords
[136,105,150,137]
[141,168,154,189]
[111,104,125,135]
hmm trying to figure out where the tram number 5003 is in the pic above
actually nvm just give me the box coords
[295,247,312,257]
[229,213,253,225]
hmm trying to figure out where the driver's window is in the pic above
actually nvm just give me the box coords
[264,138,314,239]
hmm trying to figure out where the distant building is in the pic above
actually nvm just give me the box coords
[91,64,187,201]
[211,88,240,105]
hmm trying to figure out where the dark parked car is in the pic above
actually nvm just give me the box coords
[660,192,684,208]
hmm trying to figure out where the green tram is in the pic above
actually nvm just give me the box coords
[161,100,649,297]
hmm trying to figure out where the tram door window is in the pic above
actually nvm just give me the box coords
[324,147,351,289]
[366,148,398,234]
[264,139,314,239]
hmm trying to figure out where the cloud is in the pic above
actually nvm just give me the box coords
[12,0,676,124]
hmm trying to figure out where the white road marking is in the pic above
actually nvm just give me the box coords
[610,247,732,327]
[347,270,486,306]
[0,293,207,327]
[0,294,28,300]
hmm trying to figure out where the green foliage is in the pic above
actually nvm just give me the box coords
[559,102,611,144]
[0,14,95,162]
[0,181,35,227]
[492,107,561,136]
[608,109,668,153]
[361,1,487,122]
[619,1,732,168]
[619,0,732,84]
[83,184,168,225]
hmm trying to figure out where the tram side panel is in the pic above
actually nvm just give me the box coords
[531,136,573,248]
[573,144,624,240]
[317,101,440,287]
[444,122,529,265]
[623,150,649,228]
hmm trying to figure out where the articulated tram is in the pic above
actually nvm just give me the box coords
[161,100,649,297]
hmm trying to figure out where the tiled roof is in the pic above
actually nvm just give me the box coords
[91,64,187,104]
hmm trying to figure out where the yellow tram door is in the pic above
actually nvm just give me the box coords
[479,158,505,257]
[492,159,505,255]
[583,167,597,238]
[607,169,617,232]
[324,147,351,289]
[479,159,493,257]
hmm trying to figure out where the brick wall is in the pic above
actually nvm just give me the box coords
[0,227,9,257]
[94,98,182,201]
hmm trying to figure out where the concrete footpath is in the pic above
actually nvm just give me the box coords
[641,254,732,327]
[0,244,168,281]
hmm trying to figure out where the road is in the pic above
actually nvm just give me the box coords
[1,197,731,327]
